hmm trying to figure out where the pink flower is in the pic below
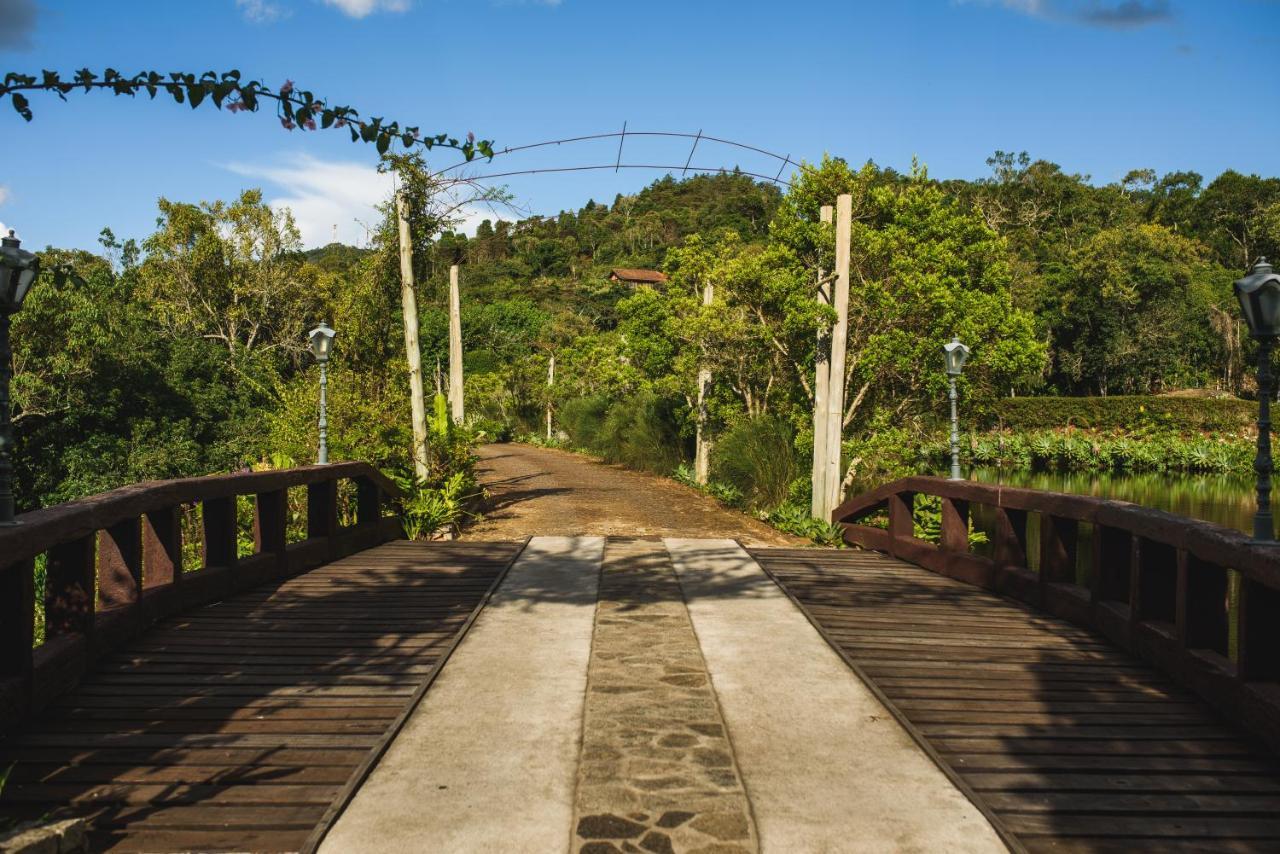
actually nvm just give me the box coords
[279,79,294,96]
[467,131,475,143]
[280,117,295,130]
[227,101,245,113]
[334,117,347,129]
[304,118,316,131]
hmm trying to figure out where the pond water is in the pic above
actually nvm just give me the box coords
[949,467,1259,534]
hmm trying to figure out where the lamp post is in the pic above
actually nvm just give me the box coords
[1234,258,1280,542]
[307,324,336,465]
[943,337,971,481]
[0,230,40,526]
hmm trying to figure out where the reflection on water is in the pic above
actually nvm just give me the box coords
[950,467,1258,534]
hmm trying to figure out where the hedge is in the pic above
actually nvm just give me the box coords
[991,396,1256,433]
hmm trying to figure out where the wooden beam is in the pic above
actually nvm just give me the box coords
[396,191,430,481]
[811,203,834,519]
[822,194,853,517]
[448,264,464,424]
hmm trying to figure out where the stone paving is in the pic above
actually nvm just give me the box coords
[572,539,759,854]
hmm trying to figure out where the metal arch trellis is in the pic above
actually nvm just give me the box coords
[430,127,810,188]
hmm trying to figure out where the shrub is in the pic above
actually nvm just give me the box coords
[559,396,610,450]
[993,396,1254,433]
[711,415,797,511]
[594,393,686,474]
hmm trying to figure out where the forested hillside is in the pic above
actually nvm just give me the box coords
[13,153,1280,514]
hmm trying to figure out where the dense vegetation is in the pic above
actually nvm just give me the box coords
[13,151,1280,523]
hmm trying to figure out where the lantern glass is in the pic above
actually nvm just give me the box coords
[308,324,336,362]
[0,230,40,311]
[943,337,970,376]
[1235,259,1280,341]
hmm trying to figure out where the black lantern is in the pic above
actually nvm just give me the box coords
[0,231,39,311]
[1235,258,1280,542]
[0,230,41,526]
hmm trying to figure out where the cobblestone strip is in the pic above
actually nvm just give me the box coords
[573,538,759,854]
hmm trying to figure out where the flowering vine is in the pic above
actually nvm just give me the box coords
[1,68,492,160]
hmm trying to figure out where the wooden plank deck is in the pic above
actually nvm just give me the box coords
[752,546,1280,854]
[0,540,524,853]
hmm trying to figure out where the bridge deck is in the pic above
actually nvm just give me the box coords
[752,547,1280,853]
[0,540,522,853]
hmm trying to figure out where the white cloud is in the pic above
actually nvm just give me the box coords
[956,0,1172,27]
[236,0,291,22]
[0,222,7,239]
[0,186,10,206]
[224,154,508,248]
[321,0,411,18]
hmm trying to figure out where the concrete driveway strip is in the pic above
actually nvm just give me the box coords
[320,536,603,854]
[665,538,1007,854]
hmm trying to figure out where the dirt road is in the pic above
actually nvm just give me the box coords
[465,443,802,546]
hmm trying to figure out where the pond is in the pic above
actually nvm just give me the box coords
[951,467,1259,534]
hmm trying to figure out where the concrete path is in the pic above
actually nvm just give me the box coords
[667,539,1007,854]
[323,537,1005,853]
[321,537,603,854]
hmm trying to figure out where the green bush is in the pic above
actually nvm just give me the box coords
[559,396,611,450]
[711,415,797,511]
[993,396,1254,433]
[552,393,686,474]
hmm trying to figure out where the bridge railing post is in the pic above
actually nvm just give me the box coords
[255,488,288,569]
[1039,515,1077,585]
[356,476,381,528]
[993,507,1028,571]
[1238,577,1280,681]
[939,498,969,552]
[98,517,143,610]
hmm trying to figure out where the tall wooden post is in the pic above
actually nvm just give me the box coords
[811,204,834,519]
[546,353,555,441]
[823,194,853,517]
[396,191,430,481]
[695,278,715,485]
[449,264,464,424]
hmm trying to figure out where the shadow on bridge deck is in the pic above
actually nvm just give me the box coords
[752,547,1280,854]
[0,540,522,853]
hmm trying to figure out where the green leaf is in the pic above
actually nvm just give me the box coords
[11,92,32,121]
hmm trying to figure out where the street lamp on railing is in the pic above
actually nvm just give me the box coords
[0,230,40,526]
[308,323,336,465]
[1235,258,1280,542]
[943,337,971,481]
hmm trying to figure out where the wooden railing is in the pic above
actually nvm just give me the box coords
[833,476,1280,754]
[0,463,402,730]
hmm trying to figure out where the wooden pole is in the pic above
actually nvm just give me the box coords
[448,264,464,424]
[396,191,430,482]
[823,194,853,517]
[546,353,555,441]
[695,278,714,485]
[811,203,834,519]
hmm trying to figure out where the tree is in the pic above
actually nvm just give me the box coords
[1049,224,1232,395]
[139,190,321,371]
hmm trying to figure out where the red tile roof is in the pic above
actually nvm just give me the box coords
[610,268,668,284]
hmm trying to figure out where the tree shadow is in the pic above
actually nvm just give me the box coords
[753,547,1280,853]
[0,540,520,851]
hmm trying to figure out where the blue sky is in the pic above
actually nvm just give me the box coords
[1,0,1277,250]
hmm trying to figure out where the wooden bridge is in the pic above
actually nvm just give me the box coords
[0,461,1278,852]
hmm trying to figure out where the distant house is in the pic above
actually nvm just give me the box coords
[609,268,668,287]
